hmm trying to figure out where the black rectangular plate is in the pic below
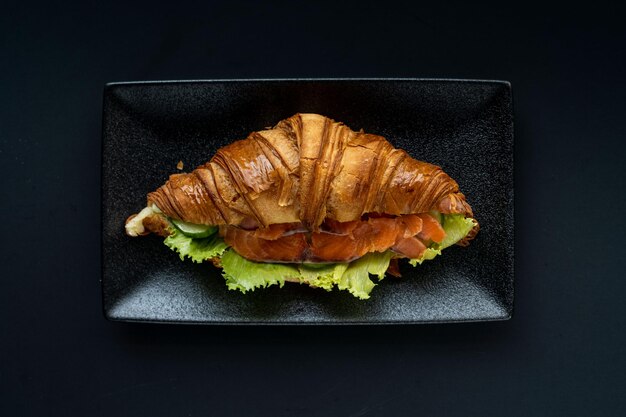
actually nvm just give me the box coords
[102,79,514,324]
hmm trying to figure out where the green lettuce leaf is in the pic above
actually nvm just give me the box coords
[220,249,293,292]
[338,251,393,299]
[220,249,393,299]
[408,214,476,265]
[408,248,442,266]
[439,214,477,249]
[298,263,348,291]
[163,229,229,263]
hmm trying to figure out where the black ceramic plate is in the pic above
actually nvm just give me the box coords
[101,79,513,324]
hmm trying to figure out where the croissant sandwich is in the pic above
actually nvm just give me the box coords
[125,113,479,299]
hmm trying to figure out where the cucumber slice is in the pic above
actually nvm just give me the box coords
[171,219,217,238]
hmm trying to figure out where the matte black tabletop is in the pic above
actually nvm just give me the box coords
[1,2,624,416]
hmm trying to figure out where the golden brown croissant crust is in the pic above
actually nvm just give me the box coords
[147,113,478,237]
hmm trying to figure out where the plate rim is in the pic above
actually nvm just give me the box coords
[103,77,512,91]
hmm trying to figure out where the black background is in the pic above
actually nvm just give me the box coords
[1,1,625,416]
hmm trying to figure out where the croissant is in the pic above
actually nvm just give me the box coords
[126,114,479,297]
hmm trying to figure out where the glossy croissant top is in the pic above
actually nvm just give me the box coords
[147,113,478,242]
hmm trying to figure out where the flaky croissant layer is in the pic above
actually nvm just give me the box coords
[146,113,478,242]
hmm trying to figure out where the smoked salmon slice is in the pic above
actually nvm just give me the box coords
[221,213,446,263]
[400,214,423,238]
[417,213,446,243]
[391,236,427,259]
[252,222,305,240]
[222,226,308,262]
[322,218,360,235]
[310,233,359,262]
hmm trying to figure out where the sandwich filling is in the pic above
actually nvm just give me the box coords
[221,213,446,263]
[126,204,476,299]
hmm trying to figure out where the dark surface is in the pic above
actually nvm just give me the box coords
[1,1,625,416]
[102,79,513,324]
